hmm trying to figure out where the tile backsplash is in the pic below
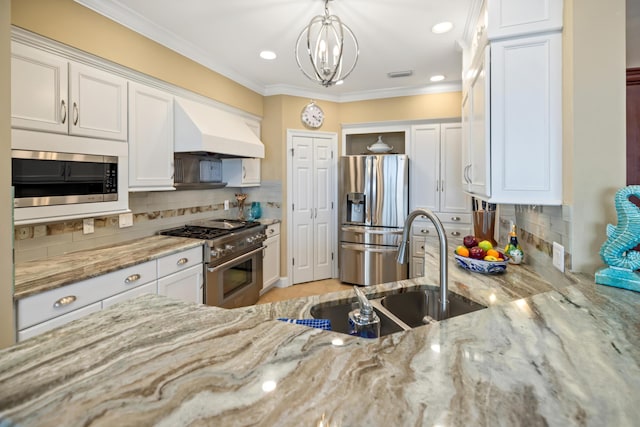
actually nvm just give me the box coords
[497,204,572,271]
[14,181,282,263]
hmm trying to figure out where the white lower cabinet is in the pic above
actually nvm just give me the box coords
[18,302,102,342]
[16,245,204,341]
[102,281,157,309]
[262,223,281,289]
[409,218,472,279]
[157,265,203,305]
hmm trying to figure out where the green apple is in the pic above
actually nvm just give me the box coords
[478,240,493,252]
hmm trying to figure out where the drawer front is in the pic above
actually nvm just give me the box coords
[18,302,102,342]
[157,246,204,278]
[102,281,158,309]
[438,212,472,224]
[412,237,426,256]
[17,260,157,329]
[265,222,280,237]
[411,221,472,247]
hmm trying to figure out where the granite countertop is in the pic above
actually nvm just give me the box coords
[14,236,205,299]
[2,245,640,426]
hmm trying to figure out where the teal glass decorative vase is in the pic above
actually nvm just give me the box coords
[250,202,262,220]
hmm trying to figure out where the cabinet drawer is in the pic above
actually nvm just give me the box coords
[102,281,158,309]
[438,212,472,224]
[18,302,102,342]
[411,237,426,256]
[157,246,203,278]
[411,222,472,246]
[17,260,157,330]
[265,222,280,237]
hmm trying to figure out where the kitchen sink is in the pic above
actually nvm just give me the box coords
[379,289,486,328]
[309,301,405,337]
[310,286,486,337]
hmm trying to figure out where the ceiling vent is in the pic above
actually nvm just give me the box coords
[387,70,413,78]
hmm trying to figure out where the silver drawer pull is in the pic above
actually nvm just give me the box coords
[420,229,429,234]
[451,216,461,221]
[268,229,275,234]
[125,273,141,284]
[177,257,189,265]
[451,231,461,237]
[54,295,76,308]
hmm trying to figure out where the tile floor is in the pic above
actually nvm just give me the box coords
[257,279,353,304]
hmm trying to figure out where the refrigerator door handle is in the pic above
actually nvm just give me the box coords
[341,226,403,235]
[340,244,399,254]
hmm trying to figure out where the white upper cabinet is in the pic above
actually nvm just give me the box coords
[410,123,470,215]
[69,62,127,141]
[461,0,563,205]
[11,42,69,134]
[128,82,175,191]
[11,41,127,141]
[486,0,563,40]
[222,158,261,187]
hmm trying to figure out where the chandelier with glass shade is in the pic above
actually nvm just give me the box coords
[295,0,359,87]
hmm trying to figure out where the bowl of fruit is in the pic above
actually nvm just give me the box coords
[454,235,510,274]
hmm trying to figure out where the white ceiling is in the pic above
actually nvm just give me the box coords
[75,0,477,102]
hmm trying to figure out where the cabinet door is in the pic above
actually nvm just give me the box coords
[128,82,175,191]
[242,158,261,184]
[11,42,69,134]
[263,234,280,288]
[157,265,203,305]
[490,33,562,204]
[469,46,491,197]
[461,93,472,191]
[409,125,440,212]
[440,123,470,213]
[487,0,563,40]
[69,62,127,141]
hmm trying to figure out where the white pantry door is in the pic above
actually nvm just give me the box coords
[291,134,334,284]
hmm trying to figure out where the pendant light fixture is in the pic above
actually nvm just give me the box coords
[295,0,359,87]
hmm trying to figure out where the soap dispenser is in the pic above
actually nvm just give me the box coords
[348,286,381,338]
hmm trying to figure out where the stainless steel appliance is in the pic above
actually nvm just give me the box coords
[160,219,266,308]
[339,154,409,286]
[11,149,118,208]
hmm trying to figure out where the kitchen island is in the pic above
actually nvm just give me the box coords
[1,246,640,426]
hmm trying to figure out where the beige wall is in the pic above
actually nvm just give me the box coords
[339,92,462,125]
[1,0,15,349]
[563,0,627,273]
[11,0,263,117]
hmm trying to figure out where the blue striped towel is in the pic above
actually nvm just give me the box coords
[277,318,332,331]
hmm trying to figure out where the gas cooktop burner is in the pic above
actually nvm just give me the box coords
[160,225,230,240]
[159,219,262,241]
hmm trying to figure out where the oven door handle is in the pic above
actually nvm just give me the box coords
[206,246,264,273]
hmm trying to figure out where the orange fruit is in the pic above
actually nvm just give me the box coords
[486,249,500,258]
[455,245,470,257]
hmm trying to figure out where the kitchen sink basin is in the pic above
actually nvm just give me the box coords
[309,301,404,337]
[379,289,486,328]
[310,286,486,337]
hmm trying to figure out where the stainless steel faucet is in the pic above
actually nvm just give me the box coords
[396,208,449,315]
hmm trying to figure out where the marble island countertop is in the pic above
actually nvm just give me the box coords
[2,247,640,426]
[14,236,205,299]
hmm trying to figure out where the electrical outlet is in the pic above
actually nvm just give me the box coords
[119,213,134,228]
[83,218,95,234]
[552,242,565,272]
[224,200,230,210]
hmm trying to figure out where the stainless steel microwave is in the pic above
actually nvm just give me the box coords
[11,149,118,208]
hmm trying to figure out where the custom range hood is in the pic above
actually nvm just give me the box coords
[174,98,265,159]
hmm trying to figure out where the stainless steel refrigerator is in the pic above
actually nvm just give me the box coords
[339,154,409,286]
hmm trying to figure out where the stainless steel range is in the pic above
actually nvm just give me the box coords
[160,219,266,308]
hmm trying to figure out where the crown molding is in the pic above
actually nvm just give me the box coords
[74,0,265,95]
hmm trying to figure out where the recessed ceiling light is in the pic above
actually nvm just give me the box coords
[431,21,453,34]
[430,74,446,82]
[259,50,277,60]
